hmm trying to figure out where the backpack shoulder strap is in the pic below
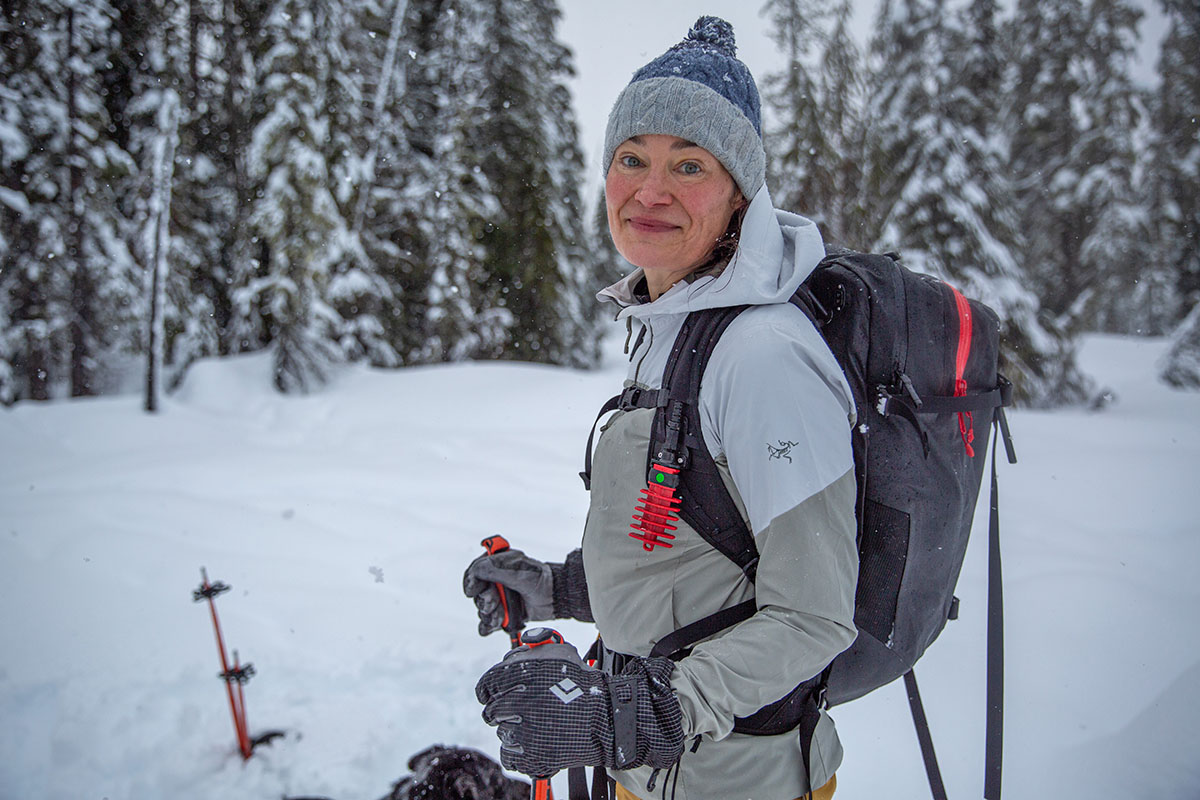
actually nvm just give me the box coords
[652,305,760,580]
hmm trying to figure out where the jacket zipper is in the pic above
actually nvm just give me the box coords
[631,318,654,384]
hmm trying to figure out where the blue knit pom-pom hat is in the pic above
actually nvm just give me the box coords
[603,16,765,200]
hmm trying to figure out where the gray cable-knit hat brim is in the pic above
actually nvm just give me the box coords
[603,76,766,201]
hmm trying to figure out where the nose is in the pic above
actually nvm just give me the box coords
[633,167,673,207]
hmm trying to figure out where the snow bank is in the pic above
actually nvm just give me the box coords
[1,334,1197,799]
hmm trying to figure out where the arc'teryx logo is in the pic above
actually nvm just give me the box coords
[767,440,800,463]
[550,678,582,704]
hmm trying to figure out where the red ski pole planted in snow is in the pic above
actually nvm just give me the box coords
[226,650,256,756]
[193,567,254,759]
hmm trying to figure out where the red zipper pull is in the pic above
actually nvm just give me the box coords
[958,409,975,457]
[949,285,977,458]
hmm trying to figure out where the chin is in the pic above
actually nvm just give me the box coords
[624,251,690,273]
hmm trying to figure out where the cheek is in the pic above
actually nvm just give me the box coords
[691,191,736,237]
[605,173,631,207]
[604,199,620,241]
[605,176,631,231]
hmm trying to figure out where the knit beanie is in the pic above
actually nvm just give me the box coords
[603,16,765,200]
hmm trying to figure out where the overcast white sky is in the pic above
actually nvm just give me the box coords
[558,0,1168,197]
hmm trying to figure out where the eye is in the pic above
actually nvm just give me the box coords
[619,154,643,168]
[679,161,703,176]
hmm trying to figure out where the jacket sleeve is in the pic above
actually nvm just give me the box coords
[550,548,593,623]
[669,309,859,740]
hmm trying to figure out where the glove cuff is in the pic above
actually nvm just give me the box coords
[619,656,684,770]
[550,548,594,623]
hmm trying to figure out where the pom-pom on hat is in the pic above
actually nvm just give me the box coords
[603,16,766,200]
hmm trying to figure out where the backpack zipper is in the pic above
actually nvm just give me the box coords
[949,284,975,457]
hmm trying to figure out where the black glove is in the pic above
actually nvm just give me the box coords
[475,629,684,777]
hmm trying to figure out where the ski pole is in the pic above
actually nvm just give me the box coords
[479,538,553,800]
[516,628,567,800]
[193,567,253,759]
[479,535,524,649]
[226,650,256,757]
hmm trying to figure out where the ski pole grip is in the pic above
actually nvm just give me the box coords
[518,627,564,648]
[481,534,510,556]
[479,536,523,647]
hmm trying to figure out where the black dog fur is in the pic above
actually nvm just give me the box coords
[380,745,531,800]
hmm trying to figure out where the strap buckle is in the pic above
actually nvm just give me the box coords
[619,385,664,410]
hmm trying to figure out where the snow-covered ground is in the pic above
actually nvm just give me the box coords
[2,332,1198,800]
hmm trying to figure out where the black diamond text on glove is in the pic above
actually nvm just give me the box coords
[474,631,684,778]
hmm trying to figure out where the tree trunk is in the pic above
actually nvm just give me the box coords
[65,5,93,397]
[145,92,179,413]
[26,331,50,401]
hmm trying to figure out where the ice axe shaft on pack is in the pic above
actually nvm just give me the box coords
[479,536,554,800]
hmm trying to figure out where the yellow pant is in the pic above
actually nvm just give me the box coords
[614,773,836,800]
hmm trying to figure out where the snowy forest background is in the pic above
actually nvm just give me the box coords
[1,0,1198,408]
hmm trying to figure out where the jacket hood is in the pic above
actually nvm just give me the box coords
[597,184,826,320]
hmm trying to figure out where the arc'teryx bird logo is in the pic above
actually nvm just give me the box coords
[767,440,800,463]
[550,678,582,704]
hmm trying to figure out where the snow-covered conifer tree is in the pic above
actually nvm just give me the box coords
[763,0,837,230]
[1073,0,1152,334]
[532,0,608,368]
[244,0,349,392]
[764,0,871,247]
[150,0,238,378]
[1160,303,1200,389]
[353,0,445,363]
[870,0,1088,404]
[1149,0,1200,333]
[336,0,463,368]
[322,0,401,368]
[101,0,215,398]
[184,0,266,360]
[815,2,871,248]
[1153,0,1200,387]
[1007,0,1085,328]
[413,0,505,362]
[0,0,65,401]
[0,0,137,401]
[1008,0,1145,336]
[856,0,946,252]
[61,1,139,396]
[437,0,601,366]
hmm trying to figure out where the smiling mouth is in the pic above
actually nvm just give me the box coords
[627,217,679,233]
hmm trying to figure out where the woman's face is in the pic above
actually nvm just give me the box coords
[606,134,746,299]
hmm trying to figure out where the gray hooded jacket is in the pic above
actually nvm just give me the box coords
[583,185,859,799]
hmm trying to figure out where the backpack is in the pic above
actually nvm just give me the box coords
[581,249,1017,800]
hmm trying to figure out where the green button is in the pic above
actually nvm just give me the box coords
[655,473,665,483]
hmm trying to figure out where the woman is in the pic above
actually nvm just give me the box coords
[465,17,857,800]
